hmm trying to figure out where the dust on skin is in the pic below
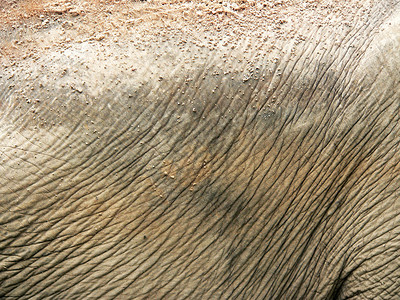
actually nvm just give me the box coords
[0,0,381,66]
[0,0,388,135]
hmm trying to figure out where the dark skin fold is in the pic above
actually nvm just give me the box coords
[0,1,400,299]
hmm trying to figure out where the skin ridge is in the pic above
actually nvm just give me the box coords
[0,54,398,298]
[1,1,400,299]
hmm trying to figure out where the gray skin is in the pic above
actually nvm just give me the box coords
[1,1,400,299]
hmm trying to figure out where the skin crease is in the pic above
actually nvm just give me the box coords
[0,0,400,299]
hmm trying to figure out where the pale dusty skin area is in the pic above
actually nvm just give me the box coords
[1,1,400,299]
[0,0,388,65]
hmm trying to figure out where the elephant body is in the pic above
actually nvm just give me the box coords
[1,1,400,298]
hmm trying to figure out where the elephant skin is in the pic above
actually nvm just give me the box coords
[1,0,400,299]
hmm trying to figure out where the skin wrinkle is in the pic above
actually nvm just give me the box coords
[1,1,400,299]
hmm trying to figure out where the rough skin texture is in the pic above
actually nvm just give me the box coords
[1,0,400,299]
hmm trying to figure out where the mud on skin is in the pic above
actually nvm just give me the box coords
[1,0,400,299]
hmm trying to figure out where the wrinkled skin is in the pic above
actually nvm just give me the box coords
[1,0,400,299]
